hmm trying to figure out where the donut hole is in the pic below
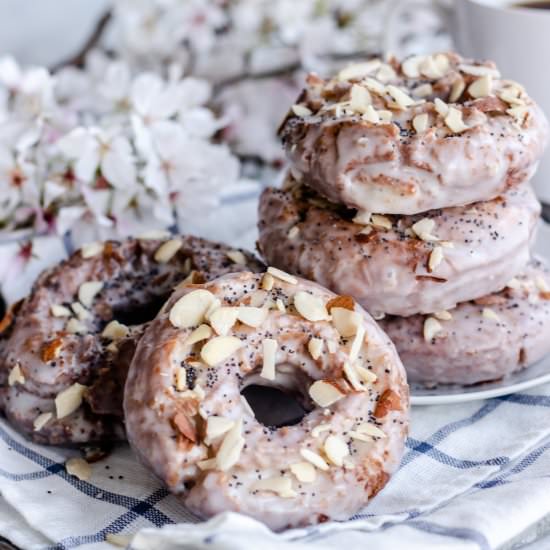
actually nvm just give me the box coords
[241,369,314,429]
[110,293,169,327]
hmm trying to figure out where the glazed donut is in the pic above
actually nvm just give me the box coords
[280,52,548,215]
[124,270,408,530]
[380,258,550,386]
[0,235,263,445]
[257,181,540,317]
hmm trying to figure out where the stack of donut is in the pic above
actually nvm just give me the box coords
[259,52,550,386]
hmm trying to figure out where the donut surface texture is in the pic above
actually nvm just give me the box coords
[280,52,548,215]
[0,236,263,445]
[380,258,550,386]
[124,270,409,530]
[257,182,540,317]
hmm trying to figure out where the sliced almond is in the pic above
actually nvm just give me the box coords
[175,366,187,391]
[287,226,300,240]
[350,84,372,114]
[205,416,235,444]
[78,281,103,308]
[331,307,361,337]
[169,289,216,329]
[356,365,377,384]
[458,64,500,78]
[376,63,397,83]
[499,86,525,106]
[423,317,443,342]
[183,323,212,346]
[482,308,500,321]
[105,534,133,547]
[434,310,453,321]
[208,307,239,336]
[80,242,104,259]
[370,214,392,230]
[468,74,492,99]
[402,55,425,78]
[353,211,372,225]
[507,105,529,124]
[8,364,25,386]
[101,320,129,341]
[197,458,218,471]
[355,422,387,438]
[343,362,364,392]
[445,107,469,133]
[237,307,268,328]
[65,457,92,481]
[420,54,450,79]
[413,113,429,133]
[348,323,366,363]
[275,299,286,313]
[33,412,52,431]
[413,83,433,98]
[267,267,297,285]
[386,85,415,109]
[434,97,449,117]
[51,304,72,317]
[72,302,91,321]
[292,104,312,117]
[309,380,345,407]
[337,60,381,81]
[201,336,243,367]
[378,109,393,122]
[261,273,274,291]
[449,78,466,103]
[290,461,316,483]
[324,435,349,466]
[226,250,247,265]
[300,448,330,471]
[137,230,171,240]
[411,218,438,241]
[216,420,244,471]
[507,278,521,290]
[428,246,444,272]
[261,338,277,381]
[294,291,329,322]
[66,318,87,335]
[536,276,549,293]
[55,383,87,419]
[308,338,323,360]
[363,77,386,95]
[154,239,182,263]
[362,104,380,124]
[251,476,297,498]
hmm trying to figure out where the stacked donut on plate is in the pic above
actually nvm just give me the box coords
[259,52,550,386]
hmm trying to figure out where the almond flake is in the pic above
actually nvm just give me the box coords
[353,211,372,225]
[376,64,397,83]
[362,104,380,124]
[413,113,429,133]
[386,85,415,109]
[205,416,235,444]
[80,242,104,259]
[434,98,449,117]
[261,273,274,291]
[348,322,366,363]
[402,55,425,78]
[507,105,529,123]
[252,476,297,498]
[499,87,525,106]
[300,448,330,471]
[51,304,72,317]
[216,420,245,471]
[105,534,133,547]
[175,366,187,391]
[226,250,247,265]
[138,230,171,240]
[370,214,392,230]
[423,317,443,342]
[208,307,239,336]
[378,109,393,122]
[101,320,129,341]
[8,364,25,386]
[311,423,331,438]
[420,54,450,79]
[356,365,377,384]
[458,64,500,78]
[411,218,438,241]
[72,302,91,321]
[169,289,216,329]
[154,239,182,263]
[288,226,300,240]
[204,298,222,321]
[78,281,103,308]
[309,380,345,407]
[66,318,87,335]
[350,84,372,113]
[482,308,500,321]
[55,383,87,419]
[468,75,492,99]
[327,340,338,354]
[238,307,268,328]
[290,462,316,483]
[363,77,386,95]
[445,107,469,133]
[331,307,361,337]
[65,457,92,481]
[308,338,323,360]
[201,336,243,366]
[292,104,312,117]
[507,278,521,290]
[183,323,212,346]
[324,435,349,466]
[197,458,218,471]
[428,246,444,272]
[536,277,549,292]
[261,338,277,381]
[33,412,52,431]
[343,362,364,391]
[294,291,329,322]
[337,60,381,81]
[449,78,466,102]
[355,422,387,438]
[434,310,453,321]
[267,267,297,285]
[413,83,433,98]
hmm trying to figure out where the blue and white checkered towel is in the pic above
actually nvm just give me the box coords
[2,213,550,550]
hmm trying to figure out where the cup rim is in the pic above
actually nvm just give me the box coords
[464,0,550,15]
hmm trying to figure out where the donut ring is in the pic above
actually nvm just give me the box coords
[380,258,550,386]
[0,236,263,445]
[280,52,548,215]
[258,182,540,317]
[124,270,408,530]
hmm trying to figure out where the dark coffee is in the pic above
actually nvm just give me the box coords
[512,1,550,9]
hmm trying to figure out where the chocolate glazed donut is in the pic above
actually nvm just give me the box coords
[0,236,263,446]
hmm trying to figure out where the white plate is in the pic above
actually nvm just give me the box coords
[411,220,550,406]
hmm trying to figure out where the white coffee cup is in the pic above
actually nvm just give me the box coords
[385,0,550,202]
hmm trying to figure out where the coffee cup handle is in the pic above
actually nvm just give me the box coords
[383,0,454,56]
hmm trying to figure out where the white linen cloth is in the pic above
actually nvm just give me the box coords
[1,208,550,550]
